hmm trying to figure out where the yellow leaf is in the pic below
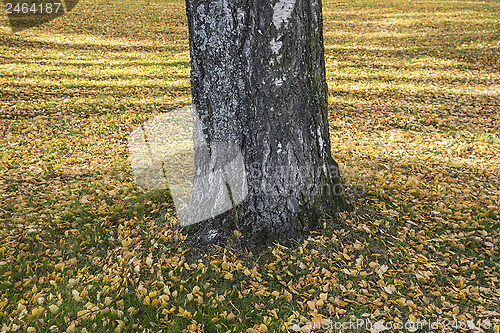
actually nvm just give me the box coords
[178,306,191,317]
[30,307,44,318]
[257,324,268,332]
[310,316,324,329]
[0,300,9,309]
[66,324,76,333]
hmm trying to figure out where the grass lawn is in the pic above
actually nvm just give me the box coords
[0,0,499,332]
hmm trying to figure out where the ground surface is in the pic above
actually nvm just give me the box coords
[0,0,499,332]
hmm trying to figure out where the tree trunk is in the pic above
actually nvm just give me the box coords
[184,0,347,247]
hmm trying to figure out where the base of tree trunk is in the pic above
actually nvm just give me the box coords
[183,172,349,250]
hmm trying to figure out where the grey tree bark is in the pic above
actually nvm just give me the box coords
[184,0,348,247]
